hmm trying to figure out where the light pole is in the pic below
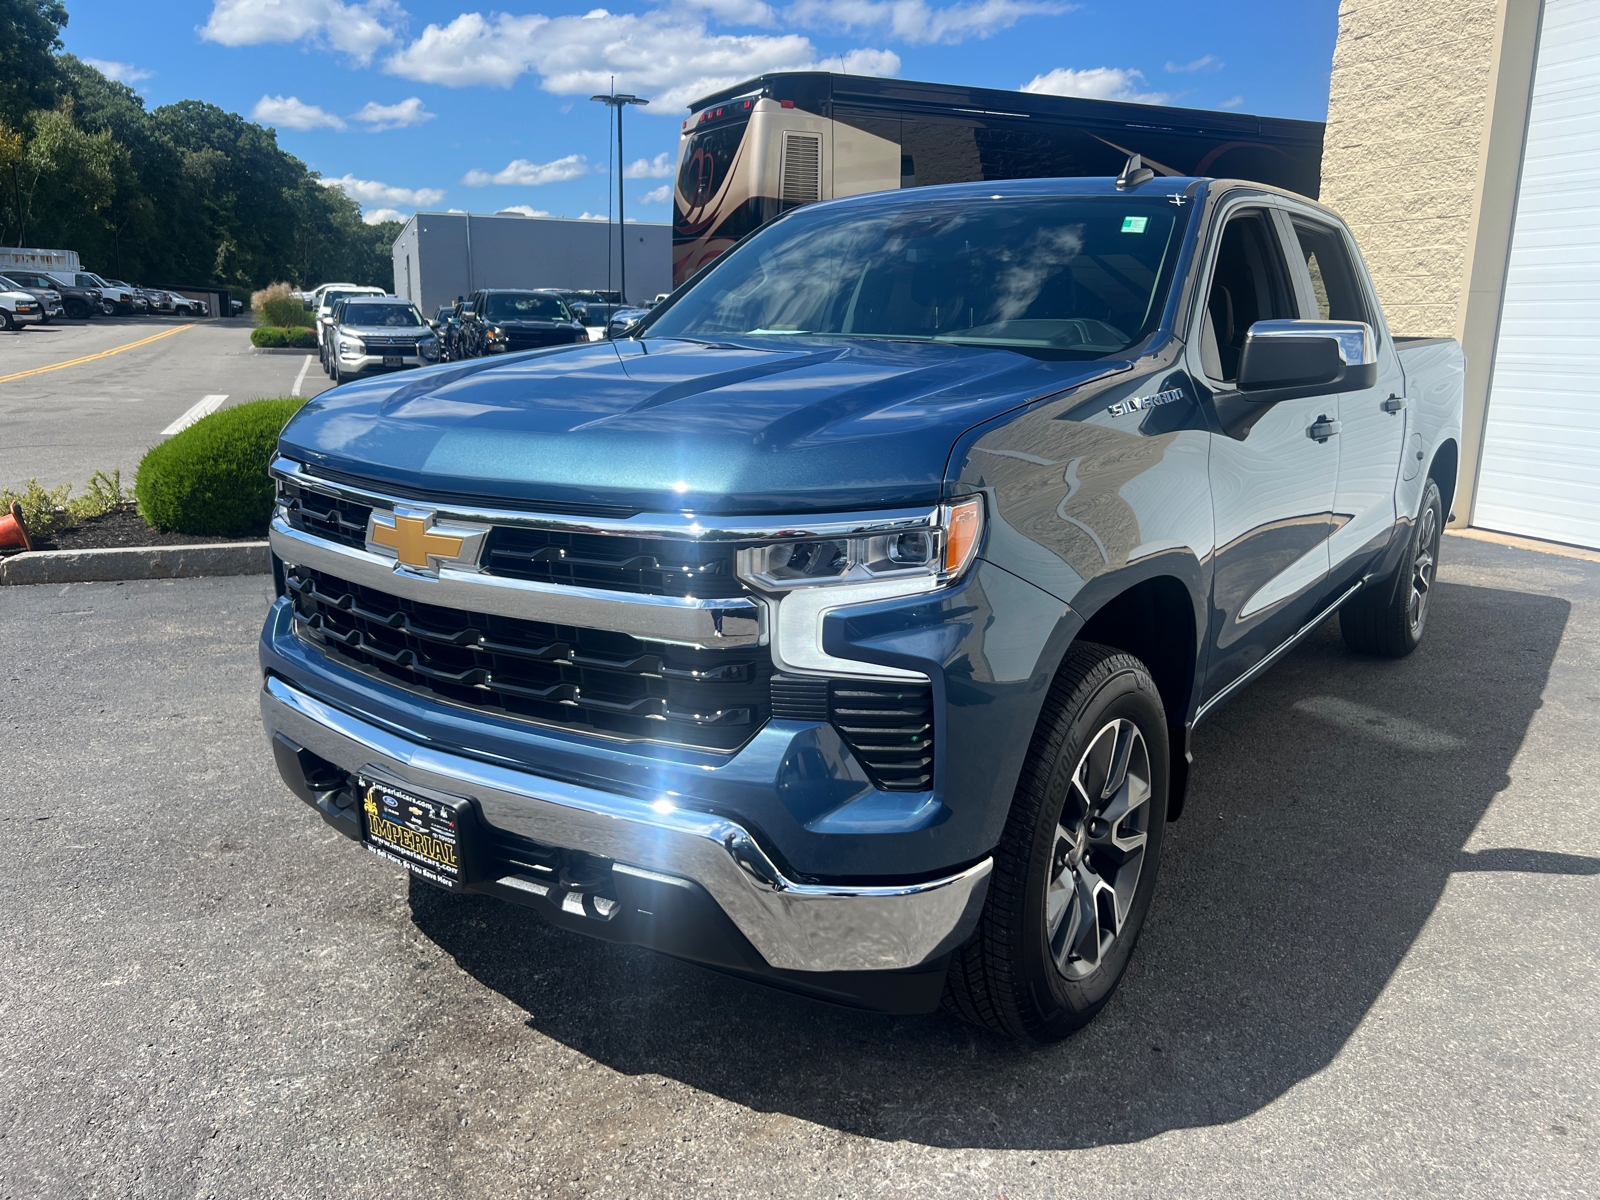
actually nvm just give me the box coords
[589,91,648,303]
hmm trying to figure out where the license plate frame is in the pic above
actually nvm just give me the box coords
[357,773,472,890]
[381,354,403,366]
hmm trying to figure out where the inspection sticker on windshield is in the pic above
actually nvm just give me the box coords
[1121,216,1149,234]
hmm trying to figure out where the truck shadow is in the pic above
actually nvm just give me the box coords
[409,578,1577,1150]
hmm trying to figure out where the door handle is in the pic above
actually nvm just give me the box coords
[1308,416,1342,442]
[1382,394,1406,414]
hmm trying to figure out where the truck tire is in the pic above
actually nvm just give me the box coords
[1340,477,1443,659]
[0,309,14,331]
[944,643,1169,1042]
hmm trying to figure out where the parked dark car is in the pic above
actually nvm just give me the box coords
[0,272,63,321]
[5,269,99,319]
[457,289,587,357]
[604,305,651,339]
[262,171,1464,1040]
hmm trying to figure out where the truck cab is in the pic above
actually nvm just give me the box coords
[260,174,1463,1040]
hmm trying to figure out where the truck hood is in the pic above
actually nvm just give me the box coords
[279,335,1127,513]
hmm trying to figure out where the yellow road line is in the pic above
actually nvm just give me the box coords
[0,323,196,385]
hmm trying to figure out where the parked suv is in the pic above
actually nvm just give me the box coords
[456,289,586,357]
[0,272,62,322]
[9,270,99,318]
[315,287,385,355]
[0,279,45,329]
[262,173,1463,1039]
[325,297,441,383]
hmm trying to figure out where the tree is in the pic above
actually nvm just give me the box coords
[0,0,68,127]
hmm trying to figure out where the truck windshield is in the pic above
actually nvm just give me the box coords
[649,195,1188,357]
[343,304,422,326]
[483,293,570,321]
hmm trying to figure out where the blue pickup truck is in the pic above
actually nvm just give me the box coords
[260,169,1463,1041]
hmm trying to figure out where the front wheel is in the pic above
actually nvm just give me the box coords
[1341,477,1443,658]
[101,300,115,316]
[0,309,14,332]
[944,643,1168,1042]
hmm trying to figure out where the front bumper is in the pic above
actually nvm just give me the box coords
[261,673,991,979]
[338,351,433,372]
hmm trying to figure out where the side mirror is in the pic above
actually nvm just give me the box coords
[1237,320,1378,399]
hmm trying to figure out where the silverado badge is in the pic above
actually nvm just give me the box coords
[365,507,489,575]
[1108,387,1185,417]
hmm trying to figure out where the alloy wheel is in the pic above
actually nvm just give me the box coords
[1044,718,1152,980]
[1408,503,1438,639]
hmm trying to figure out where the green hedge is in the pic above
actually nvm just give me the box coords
[136,398,307,536]
[251,326,317,348]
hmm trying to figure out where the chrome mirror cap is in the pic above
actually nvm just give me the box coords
[1246,319,1376,366]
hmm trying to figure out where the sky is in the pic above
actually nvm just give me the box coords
[59,0,1339,227]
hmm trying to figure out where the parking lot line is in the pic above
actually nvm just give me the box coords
[291,355,313,397]
[161,394,228,436]
[0,323,195,384]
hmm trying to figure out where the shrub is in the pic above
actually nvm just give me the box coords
[286,326,318,348]
[251,326,288,348]
[253,281,313,328]
[0,470,129,541]
[136,398,307,536]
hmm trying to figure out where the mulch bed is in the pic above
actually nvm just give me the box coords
[16,503,266,553]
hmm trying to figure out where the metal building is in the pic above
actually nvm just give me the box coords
[391,212,672,317]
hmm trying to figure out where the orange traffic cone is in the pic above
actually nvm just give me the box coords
[0,501,33,553]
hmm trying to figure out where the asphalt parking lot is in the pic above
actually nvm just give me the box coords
[0,315,331,494]
[1,535,1595,1199]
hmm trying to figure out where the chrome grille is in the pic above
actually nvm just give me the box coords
[288,565,770,751]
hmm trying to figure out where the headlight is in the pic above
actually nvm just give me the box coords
[737,497,982,591]
[737,497,984,680]
[339,338,364,356]
[418,336,440,359]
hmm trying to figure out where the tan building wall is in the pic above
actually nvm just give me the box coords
[1319,0,1543,525]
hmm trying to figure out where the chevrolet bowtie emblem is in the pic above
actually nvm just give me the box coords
[365,507,488,575]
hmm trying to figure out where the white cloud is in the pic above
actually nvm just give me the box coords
[383,9,897,109]
[461,154,591,187]
[635,184,671,204]
[1218,94,1244,109]
[200,0,405,65]
[362,207,406,224]
[577,212,609,220]
[1165,54,1222,73]
[623,152,674,179]
[352,97,435,130]
[497,205,552,216]
[1021,67,1169,105]
[321,174,446,206]
[253,95,348,130]
[84,58,153,83]
[786,0,1067,44]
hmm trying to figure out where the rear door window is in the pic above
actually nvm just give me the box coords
[1292,220,1369,324]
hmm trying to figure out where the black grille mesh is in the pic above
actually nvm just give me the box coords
[485,527,743,598]
[829,682,936,792]
[280,481,370,551]
[288,566,769,751]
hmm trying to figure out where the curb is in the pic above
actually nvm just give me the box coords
[0,542,271,586]
[251,346,316,355]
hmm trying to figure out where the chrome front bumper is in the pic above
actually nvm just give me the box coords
[261,674,991,973]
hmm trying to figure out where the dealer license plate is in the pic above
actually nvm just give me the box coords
[382,355,402,365]
[358,775,469,889]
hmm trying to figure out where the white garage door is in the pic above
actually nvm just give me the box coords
[1474,0,1600,549]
